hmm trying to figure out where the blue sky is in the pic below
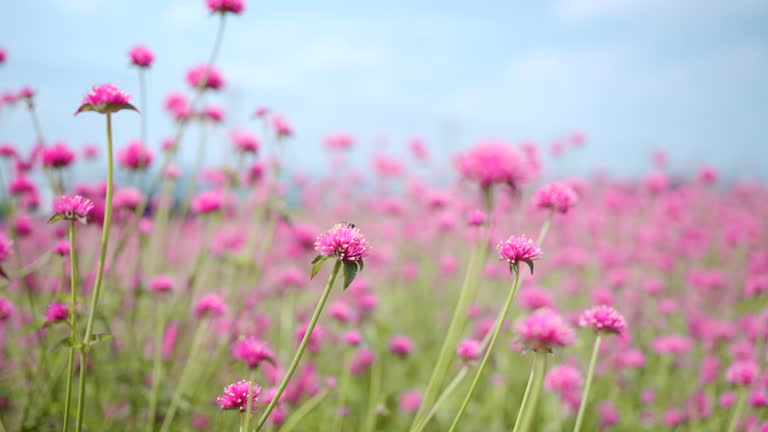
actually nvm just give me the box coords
[1,0,768,181]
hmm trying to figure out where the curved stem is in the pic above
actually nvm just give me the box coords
[412,367,468,432]
[518,352,546,432]
[512,354,538,432]
[573,333,602,432]
[62,221,79,432]
[448,268,521,431]
[726,388,747,432]
[255,260,342,431]
[278,390,329,432]
[536,213,552,247]
[76,111,114,432]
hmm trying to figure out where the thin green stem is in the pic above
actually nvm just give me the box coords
[145,302,165,432]
[75,111,114,432]
[726,388,747,432]
[536,213,552,247]
[159,321,208,432]
[62,221,79,432]
[242,371,258,432]
[573,334,602,432]
[255,260,342,431]
[412,367,468,432]
[279,390,329,432]
[448,268,521,431]
[363,351,383,432]
[512,354,539,432]
[331,352,353,432]
[518,352,546,432]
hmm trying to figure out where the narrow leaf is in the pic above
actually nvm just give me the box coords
[311,256,331,279]
[342,260,358,290]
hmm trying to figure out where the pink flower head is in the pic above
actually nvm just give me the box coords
[186,64,224,90]
[148,275,175,295]
[467,210,487,227]
[83,144,99,159]
[194,293,227,318]
[343,330,363,346]
[113,187,144,210]
[232,336,275,369]
[42,142,76,168]
[726,360,760,386]
[516,308,576,352]
[544,364,583,395]
[271,114,293,138]
[389,335,414,357]
[0,47,5,64]
[216,380,260,412]
[164,92,189,120]
[398,390,422,414]
[18,86,35,101]
[497,235,542,274]
[45,302,69,323]
[117,140,153,170]
[76,84,136,115]
[53,239,70,256]
[324,133,355,151]
[129,44,154,68]
[314,223,371,262]
[652,335,693,356]
[253,106,269,118]
[231,129,260,153]
[202,104,225,123]
[0,143,17,159]
[51,195,94,224]
[532,182,578,214]
[206,0,245,14]
[579,305,626,335]
[455,140,530,190]
[0,296,14,321]
[8,175,36,196]
[191,190,225,214]
[456,339,482,361]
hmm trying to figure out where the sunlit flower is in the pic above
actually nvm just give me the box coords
[129,44,154,68]
[76,84,136,115]
[516,308,575,352]
[579,305,626,334]
[51,195,94,224]
[314,224,370,262]
[216,380,260,412]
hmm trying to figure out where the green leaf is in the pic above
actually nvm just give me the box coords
[87,333,113,349]
[357,259,365,273]
[311,255,331,279]
[51,336,83,352]
[522,259,534,275]
[48,213,65,224]
[342,260,358,290]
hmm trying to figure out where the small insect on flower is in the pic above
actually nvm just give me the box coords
[49,195,95,225]
[311,223,371,289]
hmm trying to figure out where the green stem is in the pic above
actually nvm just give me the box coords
[512,352,546,432]
[726,388,747,432]
[363,351,382,432]
[145,302,165,432]
[62,221,79,432]
[412,367,468,432]
[255,260,342,431]
[279,390,329,432]
[572,334,602,432]
[159,321,208,432]
[331,352,353,432]
[448,268,521,431]
[242,371,258,432]
[536,213,552,247]
[75,111,114,432]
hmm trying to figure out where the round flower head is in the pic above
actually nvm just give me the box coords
[232,336,275,369]
[532,182,579,214]
[314,223,370,262]
[191,190,225,214]
[455,140,530,190]
[51,195,94,224]
[516,307,576,352]
[0,47,6,64]
[271,114,293,138]
[0,296,14,321]
[53,239,71,256]
[76,84,137,115]
[45,302,69,324]
[186,64,224,90]
[231,129,260,153]
[207,0,245,14]
[497,235,542,274]
[398,390,422,414]
[194,293,227,318]
[456,339,482,361]
[117,140,153,171]
[579,305,626,335]
[389,335,414,356]
[41,142,75,168]
[544,364,583,395]
[726,360,760,386]
[129,44,154,68]
[216,380,260,412]
[148,275,175,295]
[113,187,144,210]
[202,104,225,122]
[467,210,487,226]
[324,133,355,151]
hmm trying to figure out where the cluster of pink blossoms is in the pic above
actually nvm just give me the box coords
[206,0,245,14]
[117,140,154,171]
[314,224,371,262]
[515,307,576,352]
[191,190,225,214]
[42,142,76,168]
[324,133,355,150]
[0,296,15,321]
[231,336,275,368]
[532,182,579,214]
[194,293,227,318]
[45,302,69,324]
[52,195,94,223]
[497,235,542,273]
[231,129,260,154]
[579,305,626,334]
[148,275,175,295]
[77,84,134,114]
[455,140,531,189]
[216,380,260,412]
[128,45,154,68]
[186,64,224,90]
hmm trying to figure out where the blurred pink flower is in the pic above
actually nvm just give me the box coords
[128,44,154,68]
[516,308,575,352]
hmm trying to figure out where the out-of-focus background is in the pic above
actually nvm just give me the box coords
[1,0,767,180]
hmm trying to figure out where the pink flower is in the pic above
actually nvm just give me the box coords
[271,114,293,138]
[599,400,620,427]
[314,223,371,262]
[129,45,154,68]
[53,240,70,256]
[0,235,13,263]
[83,144,99,159]
[350,347,376,375]
[0,143,17,159]
[532,182,578,213]
[343,330,363,346]
[518,286,553,311]
[0,296,15,321]
[579,305,626,334]
[148,275,175,295]
[8,176,35,196]
[232,337,275,368]
[0,47,6,64]
[455,141,531,190]
[162,321,179,360]
[389,335,414,356]
[324,133,355,150]
[76,84,136,115]
[253,106,269,118]
[186,64,224,90]
[467,210,487,226]
[216,380,260,412]
[42,142,76,168]
[497,235,542,273]
[231,129,260,153]
[652,335,693,356]
[456,339,482,361]
[544,364,583,395]
[52,195,94,223]
[45,302,69,323]
[191,190,225,214]
[398,390,422,414]
[726,360,760,386]
[117,140,153,170]
[515,308,576,352]
[202,104,225,122]
[206,0,245,14]
[18,86,35,101]
[113,187,144,210]
[194,293,227,318]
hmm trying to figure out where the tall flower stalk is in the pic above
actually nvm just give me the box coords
[73,84,137,432]
[255,223,370,431]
